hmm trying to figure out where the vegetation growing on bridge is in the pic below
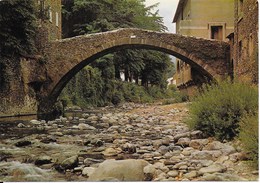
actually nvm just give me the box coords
[60,0,176,107]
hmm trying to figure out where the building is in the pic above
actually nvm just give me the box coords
[172,0,234,91]
[37,0,62,41]
[232,0,258,84]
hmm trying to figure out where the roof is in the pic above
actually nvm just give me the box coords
[226,32,234,39]
[173,0,187,23]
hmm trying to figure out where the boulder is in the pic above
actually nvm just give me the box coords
[30,119,42,125]
[88,159,149,181]
[143,164,156,180]
[167,170,179,177]
[190,130,203,139]
[203,141,236,155]
[17,123,26,128]
[15,140,32,147]
[35,155,52,166]
[60,155,78,170]
[102,147,122,157]
[78,123,96,130]
[198,163,227,175]
[183,170,198,179]
[191,150,222,160]
[200,173,248,181]
[82,167,96,177]
[176,137,191,147]
[122,143,136,153]
[189,139,209,149]
[173,132,190,142]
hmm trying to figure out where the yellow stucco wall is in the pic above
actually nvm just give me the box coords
[174,0,234,87]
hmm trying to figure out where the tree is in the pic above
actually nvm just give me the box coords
[0,0,37,57]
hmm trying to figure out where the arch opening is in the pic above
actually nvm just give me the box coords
[49,44,213,102]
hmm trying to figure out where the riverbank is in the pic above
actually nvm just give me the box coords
[0,102,258,181]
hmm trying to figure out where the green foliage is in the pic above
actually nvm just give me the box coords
[0,0,37,56]
[60,66,105,107]
[186,80,258,141]
[239,113,258,169]
[62,0,167,37]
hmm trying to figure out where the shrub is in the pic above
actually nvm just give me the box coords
[147,86,165,99]
[186,80,258,141]
[239,113,258,169]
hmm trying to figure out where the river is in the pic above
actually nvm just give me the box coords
[0,102,258,181]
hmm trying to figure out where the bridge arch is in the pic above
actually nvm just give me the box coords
[39,28,230,118]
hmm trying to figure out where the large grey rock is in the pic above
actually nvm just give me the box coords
[30,119,42,125]
[121,143,136,153]
[17,123,26,128]
[198,163,227,175]
[78,123,96,130]
[82,167,96,177]
[190,151,213,160]
[102,147,122,157]
[60,155,78,170]
[88,159,149,181]
[86,115,99,122]
[190,130,203,139]
[143,164,156,180]
[173,132,190,142]
[203,141,236,155]
[191,150,222,160]
[176,137,191,147]
[167,170,179,177]
[183,170,198,179]
[35,155,52,165]
[190,159,214,167]
[200,173,248,181]
[189,139,209,149]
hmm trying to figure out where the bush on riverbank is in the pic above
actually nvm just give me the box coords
[239,113,258,169]
[186,80,258,141]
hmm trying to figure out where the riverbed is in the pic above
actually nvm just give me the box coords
[0,102,258,181]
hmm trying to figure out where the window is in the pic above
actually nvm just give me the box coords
[249,34,254,57]
[49,8,52,22]
[239,40,242,59]
[238,0,244,17]
[230,59,234,80]
[211,26,223,40]
[56,12,59,27]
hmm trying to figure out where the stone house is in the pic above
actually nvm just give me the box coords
[230,0,258,84]
[172,0,235,92]
[36,0,62,43]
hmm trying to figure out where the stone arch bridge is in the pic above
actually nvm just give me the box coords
[39,28,230,118]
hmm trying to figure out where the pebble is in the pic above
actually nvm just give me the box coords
[2,103,256,181]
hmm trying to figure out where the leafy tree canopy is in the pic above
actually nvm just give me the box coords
[0,0,37,57]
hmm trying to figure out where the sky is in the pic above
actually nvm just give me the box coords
[144,0,179,33]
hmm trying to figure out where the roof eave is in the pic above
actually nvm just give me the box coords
[173,0,187,23]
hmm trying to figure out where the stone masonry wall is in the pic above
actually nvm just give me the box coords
[233,0,258,83]
[0,57,47,117]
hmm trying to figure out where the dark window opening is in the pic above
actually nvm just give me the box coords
[211,26,223,40]
[239,0,244,13]
[239,40,242,59]
[230,59,234,80]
